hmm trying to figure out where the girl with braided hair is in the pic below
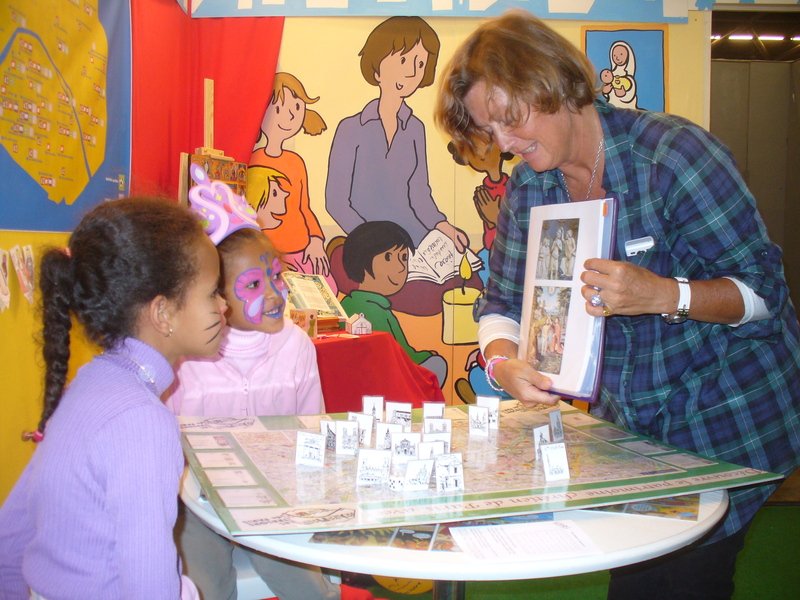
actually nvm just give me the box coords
[0,197,227,599]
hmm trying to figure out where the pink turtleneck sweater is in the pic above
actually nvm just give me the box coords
[166,319,324,417]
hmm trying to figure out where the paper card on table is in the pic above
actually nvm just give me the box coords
[348,412,374,447]
[422,401,445,419]
[178,416,267,433]
[205,468,258,487]
[418,440,446,460]
[533,425,551,460]
[476,396,500,429]
[549,409,565,442]
[561,411,601,427]
[540,442,570,481]
[356,449,392,486]
[320,419,336,450]
[618,440,674,455]
[362,395,384,422]
[435,453,464,492]
[195,451,243,469]
[186,434,232,450]
[468,405,490,436]
[423,431,451,453]
[391,431,421,464]
[653,453,716,468]
[335,420,359,455]
[588,425,635,441]
[296,431,326,467]
[375,422,403,450]
[403,459,434,491]
[217,487,278,508]
[385,401,413,431]
[449,520,599,561]
[423,417,451,434]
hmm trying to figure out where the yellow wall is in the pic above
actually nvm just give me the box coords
[0,231,97,502]
[0,11,711,501]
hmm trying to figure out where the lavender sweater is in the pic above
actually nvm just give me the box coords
[0,339,183,599]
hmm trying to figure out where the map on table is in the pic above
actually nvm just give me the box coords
[178,401,779,535]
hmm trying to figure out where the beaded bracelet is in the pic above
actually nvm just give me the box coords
[485,355,510,392]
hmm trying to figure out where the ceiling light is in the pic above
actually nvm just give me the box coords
[729,34,754,41]
[711,34,722,40]
[793,36,800,42]
[757,35,785,41]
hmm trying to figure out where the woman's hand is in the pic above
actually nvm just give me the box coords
[580,258,674,317]
[435,221,470,254]
[492,358,560,407]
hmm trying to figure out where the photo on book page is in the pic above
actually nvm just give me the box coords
[518,198,617,400]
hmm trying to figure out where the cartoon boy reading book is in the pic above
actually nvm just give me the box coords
[340,221,447,387]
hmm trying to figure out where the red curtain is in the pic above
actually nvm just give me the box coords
[130,0,283,197]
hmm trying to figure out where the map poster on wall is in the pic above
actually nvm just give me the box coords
[178,400,779,536]
[0,0,131,232]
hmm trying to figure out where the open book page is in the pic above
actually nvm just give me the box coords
[281,271,347,319]
[408,229,482,284]
[518,198,617,400]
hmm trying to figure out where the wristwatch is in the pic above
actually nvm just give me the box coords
[662,277,691,324]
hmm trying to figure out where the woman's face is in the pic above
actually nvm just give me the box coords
[463,81,574,174]
[169,236,227,360]
[262,88,306,144]
[376,41,428,100]
[222,235,287,334]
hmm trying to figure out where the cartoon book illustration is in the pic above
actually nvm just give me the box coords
[407,229,482,285]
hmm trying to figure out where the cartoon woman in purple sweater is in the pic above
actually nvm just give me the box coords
[326,18,467,257]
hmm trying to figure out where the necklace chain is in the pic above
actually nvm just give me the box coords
[560,136,604,202]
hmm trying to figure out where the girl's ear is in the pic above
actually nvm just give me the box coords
[145,295,175,339]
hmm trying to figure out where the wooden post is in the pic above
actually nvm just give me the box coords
[195,78,228,158]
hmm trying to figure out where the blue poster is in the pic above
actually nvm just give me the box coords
[0,0,131,232]
[585,28,666,113]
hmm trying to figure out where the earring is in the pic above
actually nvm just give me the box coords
[165,326,174,338]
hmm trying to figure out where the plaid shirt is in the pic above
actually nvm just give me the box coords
[478,98,800,542]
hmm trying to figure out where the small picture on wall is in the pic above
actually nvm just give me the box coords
[583,26,667,112]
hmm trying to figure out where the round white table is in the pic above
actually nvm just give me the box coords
[181,470,728,600]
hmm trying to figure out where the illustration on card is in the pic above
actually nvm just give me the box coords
[525,286,570,375]
[324,16,478,317]
[339,221,447,388]
[536,219,579,281]
[584,27,666,112]
[247,72,337,292]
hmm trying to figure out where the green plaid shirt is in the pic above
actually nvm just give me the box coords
[478,99,800,541]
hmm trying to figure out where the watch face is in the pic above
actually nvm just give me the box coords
[662,311,688,325]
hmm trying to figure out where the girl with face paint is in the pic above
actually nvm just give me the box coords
[167,202,379,599]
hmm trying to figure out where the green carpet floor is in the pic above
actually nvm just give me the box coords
[367,505,800,600]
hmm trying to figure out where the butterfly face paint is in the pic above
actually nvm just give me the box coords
[234,267,266,324]
[232,254,287,325]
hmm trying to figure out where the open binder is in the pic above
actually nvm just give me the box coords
[518,197,618,401]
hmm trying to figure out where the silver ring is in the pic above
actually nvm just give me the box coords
[590,293,604,307]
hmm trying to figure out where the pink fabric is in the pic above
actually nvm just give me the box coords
[167,319,324,417]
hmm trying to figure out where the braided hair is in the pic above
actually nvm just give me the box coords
[36,197,205,433]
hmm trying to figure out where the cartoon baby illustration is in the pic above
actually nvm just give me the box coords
[600,40,638,108]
